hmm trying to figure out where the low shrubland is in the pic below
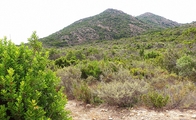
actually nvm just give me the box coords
[1,21,196,120]
[96,80,149,107]
[53,26,196,110]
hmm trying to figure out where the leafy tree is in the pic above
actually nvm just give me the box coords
[0,36,71,119]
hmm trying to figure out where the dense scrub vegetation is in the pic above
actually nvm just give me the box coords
[0,33,70,120]
[1,22,196,119]
[52,24,196,109]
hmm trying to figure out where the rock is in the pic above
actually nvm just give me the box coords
[121,116,126,119]
[108,116,113,120]
[130,113,135,116]
[191,115,196,119]
[189,110,193,114]
[86,104,91,108]
[165,114,170,117]
[159,113,164,116]
[100,109,108,112]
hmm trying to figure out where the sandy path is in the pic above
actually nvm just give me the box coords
[65,100,196,120]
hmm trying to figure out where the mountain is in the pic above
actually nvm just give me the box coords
[40,9,180,47]
[136,12,180,29]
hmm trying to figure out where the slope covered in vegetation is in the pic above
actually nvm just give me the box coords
[47,23,196,109]
[137,12,180,29]
[40,9,179,47]
[1,13,196,120]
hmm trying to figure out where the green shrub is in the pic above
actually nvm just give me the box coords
[130,61,155,79]
[55,50,86,68]
[80,61,102,79]
[144,51,160,59]
[143,91,169,108]
[176,55,196,78]
[48,48,61,60]
[66,50,85,61]
[0,36,70,119]
[73,81,92,104]
[130,68,147,77]
[56,66,81,99]
[55,57,71,68]
[139,48,144,57]
[96,80,149,107]
[162,49,179,73]
[183,27,196,39]
[163,81,196,109]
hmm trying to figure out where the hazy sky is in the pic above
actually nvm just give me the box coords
[1,0,196,44]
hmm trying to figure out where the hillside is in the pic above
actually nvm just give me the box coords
[40,9,180,47]
[137,12,180,29]
[48,23,196,111]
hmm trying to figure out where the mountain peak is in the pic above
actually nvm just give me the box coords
[137,12,180,28]
[40,9,180,47]
[139,12,157,17]
[103,8,125,14]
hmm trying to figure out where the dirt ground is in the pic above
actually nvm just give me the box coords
[65,100,196,120]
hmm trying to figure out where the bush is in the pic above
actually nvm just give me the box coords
[142,91,169,108]
[176,55,196,78]
[73,81,92,104]
[162,49,179,73]
[144,51,160,59]
[55,57,68,68]
[56,66,81,99]
[54,50,86,68]
[80,61,102,79]
[0,36,70,119]
[163,81,196,109]
[48,48,61,60]
[96,80,149,107]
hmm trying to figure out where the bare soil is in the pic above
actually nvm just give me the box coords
[65,100,196,120]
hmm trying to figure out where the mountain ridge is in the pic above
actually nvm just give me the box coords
[40,8,180,47]
[136,12,180,29]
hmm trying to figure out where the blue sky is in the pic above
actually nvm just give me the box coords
[1,0,196,44]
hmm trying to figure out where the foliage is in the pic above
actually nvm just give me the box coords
[176,55,196,77]
[40,22,196,110]
[48,48,61,60]
[56,66,81,99]
[136,12,179,29]
[80,60,102,79]
[0,36,70,119]
[55,57,72,68]
[55,50,86,68]
[96,80,149,107]
[161,49,179,73]
[73,81,92,104]
[183,27,196,39]
[163,81,196,109]
[28,31,42,53]
[142,91,169,108]
[144,51,160,59]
